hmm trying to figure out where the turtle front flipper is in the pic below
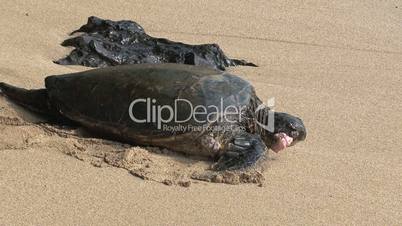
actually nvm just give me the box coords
[213,133,267,171]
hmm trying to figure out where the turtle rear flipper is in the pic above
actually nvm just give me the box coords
[0,82,66,122]
[213,133,267,171]
[0,82,50,114]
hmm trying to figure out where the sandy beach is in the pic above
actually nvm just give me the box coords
[0,0,401,225]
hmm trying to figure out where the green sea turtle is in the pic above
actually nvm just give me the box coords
[0,64,306,170]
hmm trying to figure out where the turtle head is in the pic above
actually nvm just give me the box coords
[258,111,306,153]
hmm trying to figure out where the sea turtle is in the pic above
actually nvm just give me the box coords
[0,64,306,170]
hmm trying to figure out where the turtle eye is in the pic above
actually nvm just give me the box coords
[290,130,299,138]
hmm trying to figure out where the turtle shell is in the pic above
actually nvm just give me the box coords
[45,63,255,138]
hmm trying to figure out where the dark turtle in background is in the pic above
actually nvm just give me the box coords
[0,64,306,170]
[55,16,257,70]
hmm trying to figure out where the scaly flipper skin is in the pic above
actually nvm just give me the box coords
[213,133,266,171]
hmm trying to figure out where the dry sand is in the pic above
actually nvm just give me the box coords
[0,0,401,225]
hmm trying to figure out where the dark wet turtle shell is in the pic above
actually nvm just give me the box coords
[45,64,256,138]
